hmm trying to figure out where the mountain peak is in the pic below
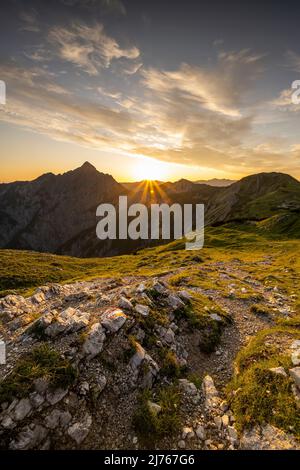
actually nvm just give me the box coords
[80,161,97,172]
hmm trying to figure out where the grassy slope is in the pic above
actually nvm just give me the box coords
[1,220,300,298]
[1,221,300,438]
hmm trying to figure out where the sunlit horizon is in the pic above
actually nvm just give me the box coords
[1,1,300,183]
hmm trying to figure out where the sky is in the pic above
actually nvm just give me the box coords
[0,0,300,183]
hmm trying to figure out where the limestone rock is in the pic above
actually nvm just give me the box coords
[269,366,287,377]
[178,440,186,449]
[67,413,92,445]
[202,375,220,409]
[130,343,145,371]
[178,290,192,302]
[46,388,68,405]
[164,328,175,344]
[91,374,107,397]
[135,304,150,317]
[195,424,206,440]
[29,392,45,408]
[141,353,159,388]
[9,424,48,450]
[240,424,299,450]
[153,282,167,295]
[101,308,127,333]
[289,367,300,389]
[13,398,32,421]
[147,401,162,416]
[167,294,185,311]
[182,426,195,440]
[45,307,90,337]
[45,409,72,429]
[119,296,133,311]
[82,323,106,359]
[210,313,223,322]
[179,379,198,396]
[136,283,146,294]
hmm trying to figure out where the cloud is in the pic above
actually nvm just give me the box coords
[23,45,52,62]
[142,50,265,117]
[0,63,137,154]
[101,0,126,15]
[286,50,300,72]
[48,22,140,75]
[61,0,126,15]
[124,62,143,75]
[271,87,300,112]
[19,9,40,33]
[1,46,300,179]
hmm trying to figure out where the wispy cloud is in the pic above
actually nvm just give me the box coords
[19,9,40,33]
[48,22,140,75]
[271,87,300,112]
[1,43,300,178]
[61,0,126,15]
[142,50,265,117]
[286,50,300,72]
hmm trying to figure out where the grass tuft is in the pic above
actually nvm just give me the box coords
[0,344,77,403]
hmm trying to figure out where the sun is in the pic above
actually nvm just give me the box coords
[133,157,168,181]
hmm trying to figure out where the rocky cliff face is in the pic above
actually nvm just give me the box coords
[0,162,125,257]
[1,167,300,257]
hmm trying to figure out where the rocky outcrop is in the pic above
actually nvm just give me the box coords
[0,272,299,451]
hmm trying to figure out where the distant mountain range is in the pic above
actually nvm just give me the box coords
[1,162,300,257]
[123,178,236,189]
[195,178,236,187]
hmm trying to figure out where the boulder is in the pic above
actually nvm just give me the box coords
[135,304,150,317]
[9,424,48,450]
[289,367,300,389]
[30,292,45,305]
[179,379,198,396]
[182,426,195,440]
[147,401,162,416]
[210,313,223,322]
[67,413,92,445]
[13,398,32,421]
[153,282,167,295]
[195,424,206,440]
[91,374,107,398]
[101,308,127,333]
[167,294,185,311]
[119,296,133,311]
[82,323,106,359]
[45,307,90,338]
[291,352,300,366]
[46,388,68,405]
[45,409,72,429]
[29,392,45,408]
[141,354,159,388]
[136,283,146,294]
[130,343,145,371]
[178,290,192,302]
[269,366,287,377]
[164,328,175,344]
[202,375,220,409]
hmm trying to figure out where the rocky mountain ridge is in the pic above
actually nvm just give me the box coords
[1,165,300,257]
